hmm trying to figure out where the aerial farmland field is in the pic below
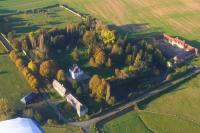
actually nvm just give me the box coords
[65,0,200,48]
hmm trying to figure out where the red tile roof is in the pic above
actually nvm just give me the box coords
[163,34,197,52]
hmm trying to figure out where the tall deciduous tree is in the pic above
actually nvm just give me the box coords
[56,69,66,81]
[28,61,38,73]
[39,60,57,78]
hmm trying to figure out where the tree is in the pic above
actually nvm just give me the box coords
[71,47,80,61]
[0,98,10,121]
[0,98,9,113]
[28,75,39,92]
[94,48,106,66]
[56,69,66,81]
[100,29,115,44]
[89,57,97,67]
[89,75,110,100]
[28,61,38,73]
[106,58,112,67]
[9,50,19,62]
[12,39,21,52]
[76,87,82,96]
[83,31,96,47]
[15,58,24,69]
[39,60,57,78]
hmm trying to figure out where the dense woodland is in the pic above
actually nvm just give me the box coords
[8,16,167,105]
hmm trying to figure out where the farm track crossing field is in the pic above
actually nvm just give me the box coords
[65,0,200,48]
[0,55,29,110]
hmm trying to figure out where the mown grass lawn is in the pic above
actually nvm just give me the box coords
[0,55,29,111]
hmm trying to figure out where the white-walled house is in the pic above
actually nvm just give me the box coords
[52,80,66,97]
[66,94,88,117]
[69,64,84,80]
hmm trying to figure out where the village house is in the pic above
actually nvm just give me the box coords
[69,64,84,80]
[52,80,88,117]
[52,80,67,97]
[157,34,198,67]
[66,94,88,117]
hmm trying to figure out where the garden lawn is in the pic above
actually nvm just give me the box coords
[0,41,7,54]
[0,55,29,110]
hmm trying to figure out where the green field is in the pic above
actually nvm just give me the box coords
[0,41,7,54]
[43,125,82,133]
[102,111,152,133]
[0,0,81,35]
[65,0,200,48]
[100,73,200,133]
[0,55,29,110]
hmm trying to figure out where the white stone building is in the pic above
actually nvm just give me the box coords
[69,64,84,80]
[66,94,88,117]
[52,80,66,97]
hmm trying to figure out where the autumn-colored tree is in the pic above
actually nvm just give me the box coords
[89,75,110,100]
[39,60,57,78]
[100,29,115,44]
[27,75,39,92]
[106,58,112,67]
[22,67,30,77]
[83,31,96,47]
[12,39,21,52]
[28,61,38,73]
[15,58,24,70]
[9,50,19,62]
[89,57,97,67]
[56,69,66,81]
[0,98,9,113]
[93,48,106,66]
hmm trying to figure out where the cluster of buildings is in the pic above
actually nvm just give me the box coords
[52,80,88,117]
[157,34,199,67]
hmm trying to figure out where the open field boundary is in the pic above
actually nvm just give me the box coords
[59,4,86,19]
[0,33,13,51]
[140,110,200,128]
[92,68,200,132]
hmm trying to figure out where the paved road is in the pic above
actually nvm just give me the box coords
[68,67,200,131]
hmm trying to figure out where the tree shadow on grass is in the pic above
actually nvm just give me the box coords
[0,70,7,75]
[138,73,199,110]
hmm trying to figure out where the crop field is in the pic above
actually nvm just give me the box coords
[0,41,7,54]
[0,55,29,111]
[100,74,200,133]
[65,0,200,48]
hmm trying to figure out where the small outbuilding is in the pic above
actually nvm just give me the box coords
[69,64,84,80]
[20,92,37,105]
